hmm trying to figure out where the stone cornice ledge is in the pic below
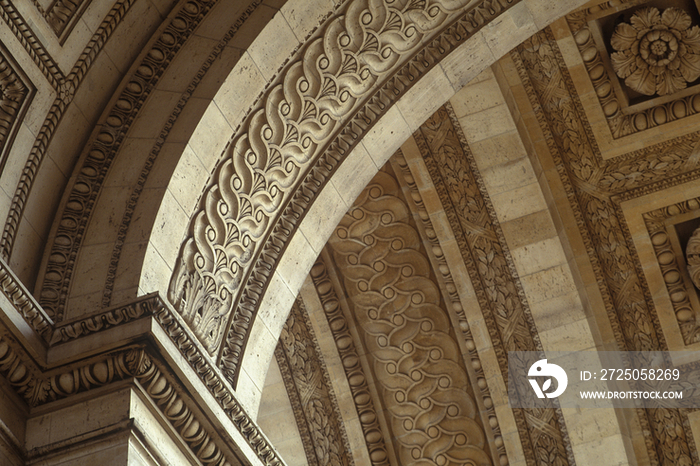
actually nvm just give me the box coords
[50,292,284,466]
[0,257,52,358]
[0,266,283,466]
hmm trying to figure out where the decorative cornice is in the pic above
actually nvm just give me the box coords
[0,257,52,342]
[515,28,694,464]
[50,293,162,345]
[275,299,353,466]
[412,104,572,466]
[0,334,243,466]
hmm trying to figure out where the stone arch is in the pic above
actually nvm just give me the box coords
[20,0,590,415]
[137,0,588,412]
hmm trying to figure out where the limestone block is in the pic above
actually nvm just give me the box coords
[440,31,495,91]
[247,12,300,81]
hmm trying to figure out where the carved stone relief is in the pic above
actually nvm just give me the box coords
[611,7,700,96]
[36,0,226,320]
[411,105,572,466]
[389,150,508,464]
[309,256,393,466]
[163,0,524,382]
[0,256,284,466]
[643,199,700,344]
[0,331,243,466]
[567,1,700,137]
[0,43,33,174]
[515,28,697,464]
[687,224,700,289]
[275,299,353,466]
[326,165,492,466]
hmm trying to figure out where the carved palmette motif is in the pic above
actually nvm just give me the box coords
[327,168,491,466]
[167,0,512,363]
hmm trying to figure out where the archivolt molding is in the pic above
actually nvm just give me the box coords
[643,199,700,344]
[34,0,231,320]
[101,0,265,309]
[566,0,700,138]
[515,28,696,464]
[0,43,34,173]
[0,0,136,264]
[412,105,572,466]
[326,166,492,466]
[275,298,353,466]
[309,257,393,466]
[165,0,522,380]
[390,150,507,464]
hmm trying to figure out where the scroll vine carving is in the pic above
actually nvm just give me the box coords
[275,299,353,466]
[567,2,700,137]
[643,199,700,344]
[516,28,695,465]
[327,167,492,466]
[412,105,571,466]
[164,0,522,381]
[309,257,393,466]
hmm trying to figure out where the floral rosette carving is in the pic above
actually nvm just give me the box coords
[686,226,700,289]
[611,7,700,96]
